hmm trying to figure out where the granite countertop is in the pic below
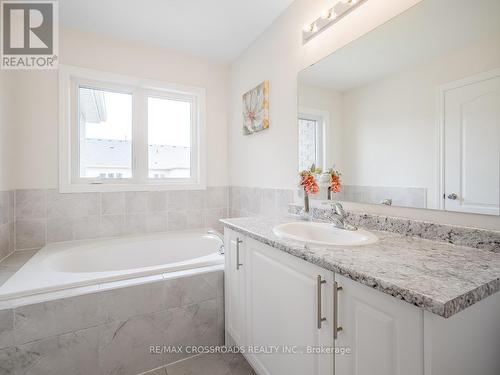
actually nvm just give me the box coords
[220,216,500,318]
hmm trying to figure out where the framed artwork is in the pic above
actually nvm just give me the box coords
[242,81,269,135]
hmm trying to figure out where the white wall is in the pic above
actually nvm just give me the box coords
[228,0,500,230]
[228,0,422,190]
[298,84,343,171]
[0,71,15,191]
[12,27,229,189]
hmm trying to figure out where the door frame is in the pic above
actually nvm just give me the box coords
[436,68,500,210]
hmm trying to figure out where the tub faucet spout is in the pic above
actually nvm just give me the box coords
[208,230,225,255]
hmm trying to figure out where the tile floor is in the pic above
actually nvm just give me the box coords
[143,353,256,375]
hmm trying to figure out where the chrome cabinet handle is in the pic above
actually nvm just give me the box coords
[317,275,327,329]
[447,193,458,200]
[236,238,243,270]
[334,281,343,339]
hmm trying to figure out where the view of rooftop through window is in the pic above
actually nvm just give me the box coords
[79,87,133,178]
[78,87,191,179]
[148,96,191,178]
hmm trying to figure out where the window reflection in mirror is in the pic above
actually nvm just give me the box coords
[298,111,326,172]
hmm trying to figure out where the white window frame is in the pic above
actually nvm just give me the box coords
[59,65,206,193]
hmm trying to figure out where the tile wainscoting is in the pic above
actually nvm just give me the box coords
[228,186,294,218]
[304,185,427,208]
[0,269,224,375]
[0,185,293,286]
[14,187,229,251]
[8,186,294,253]
[327,185,426,209]
[0,191,15,261]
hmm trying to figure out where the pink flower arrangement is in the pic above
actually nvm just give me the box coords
[299,170,319,195]
[329,169,342,193]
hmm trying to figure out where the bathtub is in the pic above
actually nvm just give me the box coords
[0,230,224,301]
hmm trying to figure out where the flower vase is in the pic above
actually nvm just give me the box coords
[300,187,310,220]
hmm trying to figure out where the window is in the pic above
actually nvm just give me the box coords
[147,96,191,179]
[78,87,133,179]
[59,65,206,192]
[298,110,326,171]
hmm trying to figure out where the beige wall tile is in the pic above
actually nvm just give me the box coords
[15,219,46,250]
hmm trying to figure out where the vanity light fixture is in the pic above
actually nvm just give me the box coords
[303,0,368,43]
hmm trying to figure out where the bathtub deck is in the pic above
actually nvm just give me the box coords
[0,231,224,301]
[0,250,38,286]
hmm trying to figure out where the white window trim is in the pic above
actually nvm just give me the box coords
[59,64,206,193]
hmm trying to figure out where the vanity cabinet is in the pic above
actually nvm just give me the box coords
[224,229,422,375]
[244,237,334,375]
[334,274,423,375]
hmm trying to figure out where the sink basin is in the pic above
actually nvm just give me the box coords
[273,222,378,246]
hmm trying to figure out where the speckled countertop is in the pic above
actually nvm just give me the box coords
[220,216,500,318]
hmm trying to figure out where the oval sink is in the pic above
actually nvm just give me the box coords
[273,222,378,247]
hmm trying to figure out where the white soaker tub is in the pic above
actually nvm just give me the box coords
[0,230,224,301]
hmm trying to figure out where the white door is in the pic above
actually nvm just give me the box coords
[224,229,246,345]
[245,237,334,375]
[334,274,423,375]
[443,70,500,215]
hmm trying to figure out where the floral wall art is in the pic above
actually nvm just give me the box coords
[242,81,269,135]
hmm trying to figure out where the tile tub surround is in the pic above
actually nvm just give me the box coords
[220,216,500,318]
[0,269,224,375]
[13,187,228,251]
[0,191,15,261]
[228,186,294,218]
[289,204,500,253]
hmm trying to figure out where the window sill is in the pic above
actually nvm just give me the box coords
[59,182,207,193]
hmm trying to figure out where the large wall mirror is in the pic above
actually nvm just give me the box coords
[298,0,500,215]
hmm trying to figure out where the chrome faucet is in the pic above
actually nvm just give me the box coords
[322,201,357,231]
[207,230,225,255]
[381,198,392,206]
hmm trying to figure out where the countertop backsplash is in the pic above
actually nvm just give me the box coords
[289,204,500,253]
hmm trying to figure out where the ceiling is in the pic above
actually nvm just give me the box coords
[299,0,500,91]
[59,0,295,63]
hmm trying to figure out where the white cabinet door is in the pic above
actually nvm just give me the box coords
[443,70,500,215]
[334,274,423,375]
[245,237,334,375]
[224,229,247,345]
